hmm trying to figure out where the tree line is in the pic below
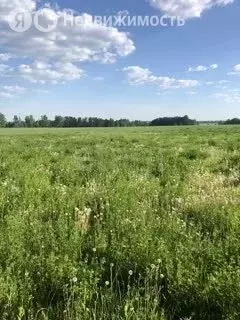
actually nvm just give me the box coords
[0,114,148,128]
[150,115,196,126]
[219,118,240,125]
[0,113,198,128]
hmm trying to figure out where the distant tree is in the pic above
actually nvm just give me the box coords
[25,115,35,127]
[39,115,50,127]
[108,118,115,127]
[13,115,23,127]
[222,118,240,125]
[63,116,78,127]
[81,118,89,127]
[54,115,64,127]
[0,113,6,127]
[2,114,151,128]
[150,116,196,126]
[77,117,82,127]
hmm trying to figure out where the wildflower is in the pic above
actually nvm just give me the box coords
[105,281,110,286]
[75,207,91,231]
[101,257,106,264]
[128,270,133,276]
[110,263,114,268]
[93,247,97,252]
[72,277,78,283]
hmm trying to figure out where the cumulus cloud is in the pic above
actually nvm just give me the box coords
[0,53,15,61]
[16,60,84,84]
[206,80,230,87]
[0,0,135,93]
[122,66,199,89]
[0,2,135,64]
[0,59,84,84]
[188,64,218,72]
[0,85,26,98]
[0,63,12,74]
[210,64,218,70]
[0,0,36,20]
[228,64,240,76]
[150,0,234,19]
[213,90,240,103]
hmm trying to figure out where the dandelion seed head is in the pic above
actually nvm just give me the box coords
[72,277,78,283]
[128,270,133,276]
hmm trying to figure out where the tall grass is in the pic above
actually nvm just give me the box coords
[0,126,240,319]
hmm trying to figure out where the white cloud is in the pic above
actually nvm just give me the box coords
[213,89,240,103]
[150,0,234,19]
[218,80,230,84]
[0,92,13,98]
[210,64,218,70]
[0,53,15,61]
[122,66,199,89]
[0,85,26,99]
[187,91,198,95]
[206,81,214,86]
[117,10,130,17]
[17,60,84,84]
[0,60,84,84]
[0,0,36,20]
[0,1,135,93]
[188,65,208,72]
[93,76,104,81]
[0,2,135,64]
[123,66,152,85]
[32,88,49,94]
[188,64,218,72]
[228,64,240,76]
[0,63,12,74]
[206,80,230,87]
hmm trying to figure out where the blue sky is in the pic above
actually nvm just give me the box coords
[0,0,240,120]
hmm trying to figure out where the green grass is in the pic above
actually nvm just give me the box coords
[0,126,240,319]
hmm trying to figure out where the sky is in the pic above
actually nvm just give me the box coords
[0,0,240,120]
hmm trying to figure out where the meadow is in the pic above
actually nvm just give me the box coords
[0,126,240,319]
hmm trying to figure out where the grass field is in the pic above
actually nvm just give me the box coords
[0,126,240,319]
